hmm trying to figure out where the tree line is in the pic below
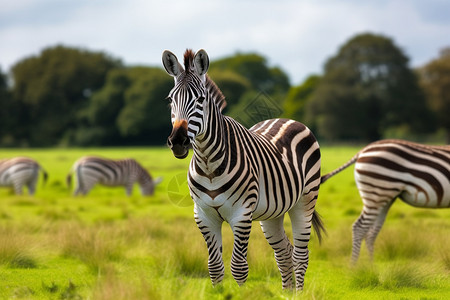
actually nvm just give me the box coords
[0,32,449,147]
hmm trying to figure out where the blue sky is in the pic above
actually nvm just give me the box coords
[1,0,449,84]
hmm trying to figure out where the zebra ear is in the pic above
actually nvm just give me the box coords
[194,49,209,77]
[162,50,183,77]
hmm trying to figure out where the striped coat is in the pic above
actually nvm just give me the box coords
[321,139,450,262]
[0,157,48,195]
[163,49,324,290]
[67,156,160,196]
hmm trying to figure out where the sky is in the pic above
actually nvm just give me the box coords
[1,0,449,85]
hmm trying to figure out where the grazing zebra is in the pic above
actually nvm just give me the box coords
[321,139,450,263]
[67,156,161,196]
[162,49,324,290]
[0,157,48,195]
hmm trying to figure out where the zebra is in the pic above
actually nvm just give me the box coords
[162,49,324,290]
[66,156,162,196]
[0,157,48,195]
[321,139,450,263]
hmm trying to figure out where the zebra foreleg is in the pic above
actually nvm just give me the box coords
[125,184,133,196]
[28,183,36,195]
[260,216,294,289]
[27,174,38,195]
[194,205,225,285]
[230,217,252,286]
[13,182,23,195]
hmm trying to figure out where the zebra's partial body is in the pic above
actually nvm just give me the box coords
[163,49,324,290]
[321,139,450,263]
[0,157,48,195]
[67,156,159,196]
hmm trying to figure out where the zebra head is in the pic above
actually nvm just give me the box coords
[162,49,210,159]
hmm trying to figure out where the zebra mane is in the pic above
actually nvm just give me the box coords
[183,49,227,112]
[205,75,227,112]
[183,49,195,72]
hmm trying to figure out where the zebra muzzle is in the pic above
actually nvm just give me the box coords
[168,121,190,159]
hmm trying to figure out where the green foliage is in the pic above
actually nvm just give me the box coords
[10,45,121,146]
[71,67,173,145]
[3,46,292,146]
[207,69,251,111]
[419,47,450,143]
[1,41,449,146]
[306,33,436,141]
[210,52,290,95]
[116,67,173,142]
[207,53,290,128]
[283,75,320,122]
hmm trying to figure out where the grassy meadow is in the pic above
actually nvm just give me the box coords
[0,146,449,299]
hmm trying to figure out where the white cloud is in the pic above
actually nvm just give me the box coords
[1,0,449,83]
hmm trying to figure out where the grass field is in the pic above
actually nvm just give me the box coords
[0,146,449,299]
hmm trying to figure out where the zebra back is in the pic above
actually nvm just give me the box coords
[0,157,47,188]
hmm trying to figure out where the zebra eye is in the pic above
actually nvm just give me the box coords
[197,96,205,104]
[166,96,173,104]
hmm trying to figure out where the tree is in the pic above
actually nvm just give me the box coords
[0,69,16,145]
[419,47,450,143]
[306,33,435,142]
[73,67,173,146]
[283,75,320,123]
[207,69,251,111]
[209,52,290,96]
[10,45,121,146]
[116,67,173,145]
[209,52,290,127]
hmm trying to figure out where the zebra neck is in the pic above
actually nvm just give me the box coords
[192,105,228,177]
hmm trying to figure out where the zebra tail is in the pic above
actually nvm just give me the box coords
[312,210,326,244]
[320,152,360,184]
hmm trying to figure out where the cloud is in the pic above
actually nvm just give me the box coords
[1,0,449,84]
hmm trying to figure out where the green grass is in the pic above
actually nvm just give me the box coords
[0,146,449,299]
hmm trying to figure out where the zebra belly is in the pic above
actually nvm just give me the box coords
[400,186,450,208]
[7,169,34,185]
[251,175,299,221]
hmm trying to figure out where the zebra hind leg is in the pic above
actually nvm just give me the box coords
[351,202,389,264]
[28,173,39,195]
[260,216,294,289]
[75,175,96,196]
[365,200,395,260]
[288,196,318,290]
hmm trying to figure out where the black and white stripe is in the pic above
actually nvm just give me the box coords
[67,156,160,196]
[163,49,324,290]
[0,157,48,195]
[321,139,450,263]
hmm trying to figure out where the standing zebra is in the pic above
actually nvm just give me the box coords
[67,156,161,196]
[321,139,450,263]
[162,49,324,290]
[0,157,48,195]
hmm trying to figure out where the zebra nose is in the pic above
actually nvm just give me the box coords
[167,127,189,147]
[168,122,190,159]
